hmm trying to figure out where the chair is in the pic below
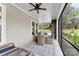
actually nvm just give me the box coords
[46,34,55,44]
[37,32,44,45]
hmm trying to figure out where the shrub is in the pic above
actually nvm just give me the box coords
[65,29,79,47]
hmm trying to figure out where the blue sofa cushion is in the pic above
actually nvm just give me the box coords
[0,46,15,53]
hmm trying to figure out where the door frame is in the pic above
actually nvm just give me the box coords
[0,4,6,45]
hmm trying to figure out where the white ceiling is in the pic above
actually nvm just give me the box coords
[13,3,63,23]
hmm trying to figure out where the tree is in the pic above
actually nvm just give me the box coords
[39,23,50,30]
[62,6,79,29]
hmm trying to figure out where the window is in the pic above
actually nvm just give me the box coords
[36,23,38,34]
[62,4,79,47]
[58,3,79,56]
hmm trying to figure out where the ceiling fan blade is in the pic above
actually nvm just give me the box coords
[37,10,39,14]
[29,3,36,7]
[29,8,35,11]
[39,8,47,10]
[38,3,42,7]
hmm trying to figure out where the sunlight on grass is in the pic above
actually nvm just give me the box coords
[64,29,79,47]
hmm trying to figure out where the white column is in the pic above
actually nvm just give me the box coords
[56,3,66,40]
[56,19,58,40]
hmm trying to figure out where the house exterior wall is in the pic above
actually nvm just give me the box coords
[6,4,33,47]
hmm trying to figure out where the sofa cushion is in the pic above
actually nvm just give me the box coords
[0,43,15,54]
[0,46,15,53]
[46,38,53,44]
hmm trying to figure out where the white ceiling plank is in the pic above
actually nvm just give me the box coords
[13,3,63,23]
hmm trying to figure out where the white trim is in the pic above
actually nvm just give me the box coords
[32,19,37,23]
[11,3,39,22]
[0,4,6,45]
[56,3,66,40]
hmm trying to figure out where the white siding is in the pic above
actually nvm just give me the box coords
[6,4,33,47]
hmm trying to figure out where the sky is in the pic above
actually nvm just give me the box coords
[71,3,79,8]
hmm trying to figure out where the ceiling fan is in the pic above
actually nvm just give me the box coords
[29,3,47,14]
